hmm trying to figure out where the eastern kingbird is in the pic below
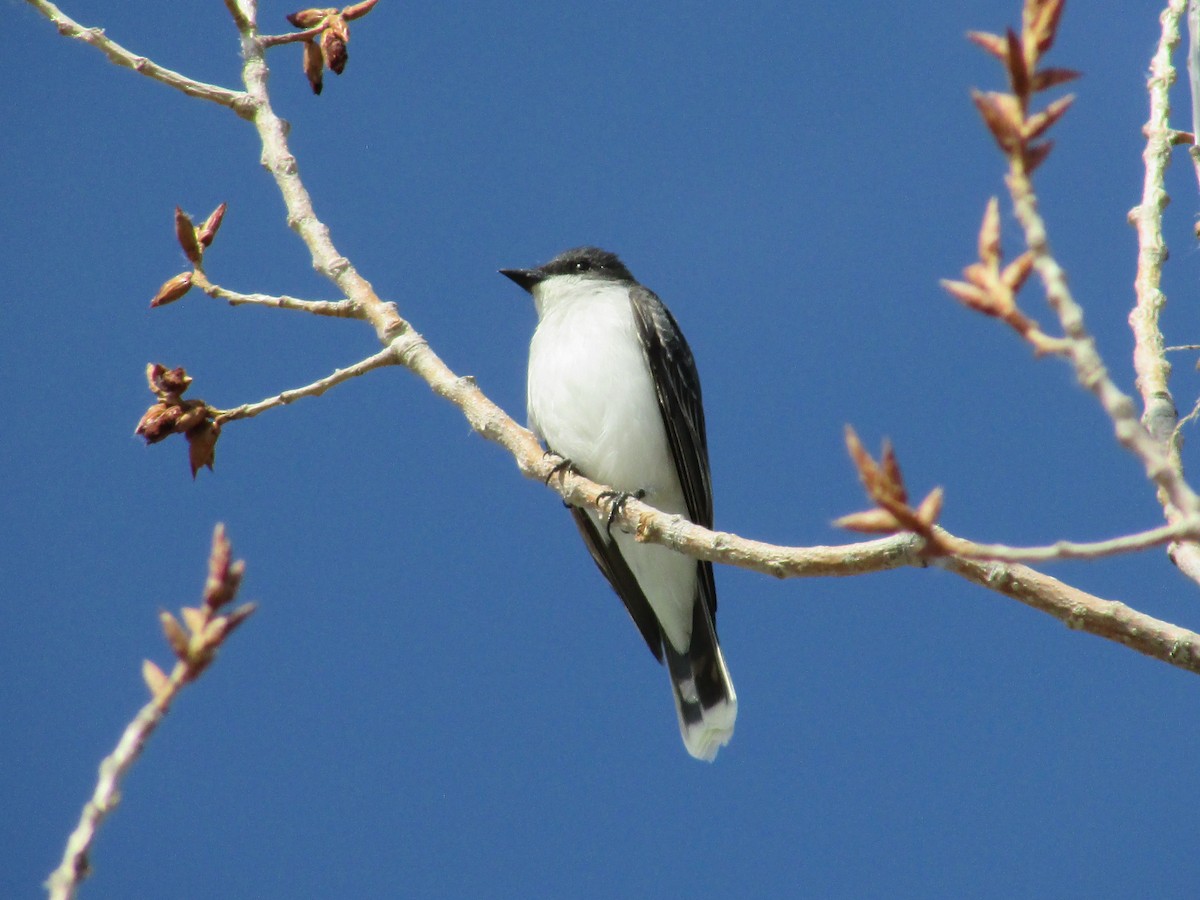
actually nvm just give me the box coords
[501,246,737,761]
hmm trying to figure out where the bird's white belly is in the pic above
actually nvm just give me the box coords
[528,292,684,512]
[527,287,696,651]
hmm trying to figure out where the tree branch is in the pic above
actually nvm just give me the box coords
[1129,0,1200,578]
[1186,0,1200,188]
[191,271,358,318]
[25,0,254,117]
[213,346,400,423]
[28,0,1200,686]
[45,525,254,900]
[935,519,1200,563]
[939,554,1200,674]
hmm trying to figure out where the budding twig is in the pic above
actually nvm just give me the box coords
[213,346,400,424]
[935,519,1200,563]
[45,526,254,900]
[190,272,359,318]
[957,0,1200,583]
[28,0,1200,691]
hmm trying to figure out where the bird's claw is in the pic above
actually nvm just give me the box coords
[598,488,646,537]
[542,450,576,486]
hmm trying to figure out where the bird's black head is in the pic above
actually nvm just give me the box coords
[500,246,635,293]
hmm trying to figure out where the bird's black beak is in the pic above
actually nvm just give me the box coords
[499,267,543,294]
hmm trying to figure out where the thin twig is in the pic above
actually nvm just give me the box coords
[201,0,1200,666]
[25,0,254,117]
[1178,396,1200,438]
[192,272,359,318]
[235,24,405,344]
[1130,0,1200,579]
[213,346,400,423]
[936,519,1200,563]
[1006,173,1194,515]
[1132,0,1184,452]
[223,0,254,33]
[260,26,325,47]
[938,554,1200,673]
[28,0,1200,684]
[45,525,254,900]
[1187,0,1200,186]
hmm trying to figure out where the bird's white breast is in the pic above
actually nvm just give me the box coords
[527,278,697,651]
[527,281,683,512]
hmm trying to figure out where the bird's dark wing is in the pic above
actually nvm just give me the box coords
[569,507,665,662]
[629,285,719,619]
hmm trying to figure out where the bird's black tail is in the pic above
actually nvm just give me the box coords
[664,596,737,761]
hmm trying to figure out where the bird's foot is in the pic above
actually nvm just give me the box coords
[597,488,646,537]
[542,449,576,486]
[542,450,578,508]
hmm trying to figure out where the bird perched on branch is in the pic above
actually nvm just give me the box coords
[501,246,736,761]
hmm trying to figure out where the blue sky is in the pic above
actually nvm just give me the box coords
[6,1,1199,897]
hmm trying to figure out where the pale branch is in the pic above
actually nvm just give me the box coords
[1005,181,1198,525]
[26,0,253,117]
[1187,0,1200,187]
[1132,0,1184,459]
[191,272,357,318]
[45,526,253,900]
[1133,0,1200,580]
[213,346,400,424]
[993,2,1200,586]
[260,25,326,47]
[1179,395,1200,438]
[29,1,1200,678]
[223,0,254,34]
[935,519,1200,563]
[617,490,1200,677]
[46,668,190,900]
[938,555,1200,674]
[233,9,405,346]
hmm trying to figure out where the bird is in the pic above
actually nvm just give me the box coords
[500,246,736,761]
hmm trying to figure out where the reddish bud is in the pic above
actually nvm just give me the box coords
[834,508,904,535]
[160,611,191,661]
[303,39,325,94]
[142,659,171,697]
[181,606,206,633]
[174,402,210,433]
[966,30,1006,61]
[148,364,192,397]
[1001,251,1036,294]
[1030,67,1081,93]
[1004,28,1029,100]
[197,202,228,247]
[1023,94,1074,141]
[971,90,1023,154]
[321,21,348,74]
[342,0,380,21]
[187,420,221,478]
[224,601,257,634]
[136,403,183,444]
[941,279,1001,316]
[174,207,203,266]
[915,487,944,527]
[880,441,907,506]
[978,197,1002,269]
[150,272,193,308]
[203,523,242,608]
[1025,0,1066,58]
[1022,140,1054,174]
[287,8,330,28]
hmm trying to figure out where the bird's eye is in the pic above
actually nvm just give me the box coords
[574,259,592,272]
